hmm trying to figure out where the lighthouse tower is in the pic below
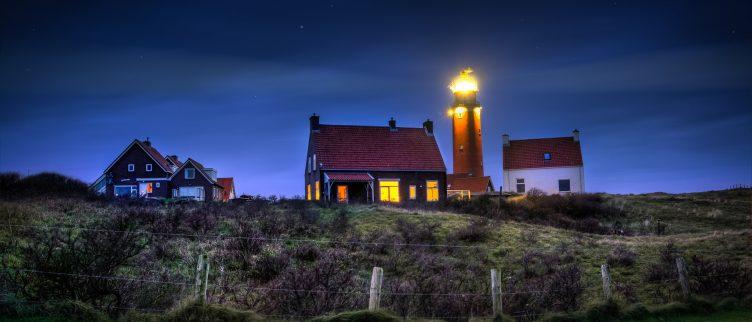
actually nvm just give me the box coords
[446,68,494,195]
[448,68,484,177]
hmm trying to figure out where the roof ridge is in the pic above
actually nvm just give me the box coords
[319,124,424,130]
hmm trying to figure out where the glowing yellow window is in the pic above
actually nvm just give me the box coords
[426,180,439,202]
[379,180,400,203]
[315,181,320,201]
[409,185,416,200]
[306,184,311,200]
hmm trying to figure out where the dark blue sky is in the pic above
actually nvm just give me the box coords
[1,1,750,196]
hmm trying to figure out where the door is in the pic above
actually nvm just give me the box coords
[337,185,348,203]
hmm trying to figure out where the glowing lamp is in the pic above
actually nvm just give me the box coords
[449,68,478,93]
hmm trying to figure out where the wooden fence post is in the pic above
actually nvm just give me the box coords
[194,254,204,299]
[676,257,690,298]
[491,269,502,316]
[203,258,210,302]
[601,264,611,300]
[368,267,383,311]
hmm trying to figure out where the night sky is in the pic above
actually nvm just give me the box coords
[1,1,750,196]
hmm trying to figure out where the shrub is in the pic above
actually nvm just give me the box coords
[44,300,110,322]
[715,297,739,311]
[621,303,649,320]
[291,242,320,262]
[688,255,751,297]
[164,300,263,321]
[583,299,621,321]
[251,249,290,282]
[650,301,692,317]
[449,219,490,242]
[330,209,350,234]
[645,242,681,283]
[394,219,437,245]
[309,309,401,322]
[607,245,637,267]
[1,172,93,200]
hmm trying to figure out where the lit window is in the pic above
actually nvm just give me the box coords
[409,185,417,200]
[315,181,320,201]
[146,163,153,171]
[156,182,160,188]
[454,106,466,119]
[543,153,551,160]
[306,184,311,200]
[128,164,135,172]
[185,168,195,179]
[139,182,153,196]
[559,179,571,192]
[426,180,439,202]
[337,185,348,203]
[379,180,400,203]
[516,178,525,193]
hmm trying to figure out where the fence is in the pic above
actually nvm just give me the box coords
[0,223,747,320]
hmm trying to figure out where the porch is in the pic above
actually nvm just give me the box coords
[323,172,375,204]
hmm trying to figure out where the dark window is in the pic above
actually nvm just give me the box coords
[559,179,571,192]
[516,178,525,193]
[543,153,552,160]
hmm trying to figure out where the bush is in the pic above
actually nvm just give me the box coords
[164,300,263,321]
[621,303,649,320]
[309,309,401,322]
[449,219,490,242]
[650,301,692,317]
[583,299,621,321]
[715,297,740,310]
[45,300,110,322]
[0,172,93,200]
[607,245,636,267]
[394,219,437,245]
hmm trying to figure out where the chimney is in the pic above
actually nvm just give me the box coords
[169,155,179,162]
[423,119,434,135]
[573,129,580,142]
[310,113,320,132]
[502,134,510,147]
[143,137,151,147]
[388,117,397,132]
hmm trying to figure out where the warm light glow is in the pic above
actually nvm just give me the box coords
[474,107,482,114]
[426,180,439,202]
[449,68,478,93]
[447,109,454,117]
[454,106,467,118]
[379,180,400,203]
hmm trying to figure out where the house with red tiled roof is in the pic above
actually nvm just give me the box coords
[92,138,234,201]
[502,130,584,194]
[305,114,447,204]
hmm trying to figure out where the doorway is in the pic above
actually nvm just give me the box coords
[337,185,348,203]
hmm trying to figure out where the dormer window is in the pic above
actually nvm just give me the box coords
[185,168,195,179]
[543,153,552,160]
[146,164,153,172]
[128,164,135,172]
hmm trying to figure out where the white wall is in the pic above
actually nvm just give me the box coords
[503,166,584,194]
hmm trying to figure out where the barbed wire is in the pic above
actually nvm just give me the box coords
[1,223,490,249]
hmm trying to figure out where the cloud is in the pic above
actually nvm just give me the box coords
[502,45,752,93]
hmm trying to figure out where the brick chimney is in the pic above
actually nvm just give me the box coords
[423,119,434,136]
[388,117,397,132]
[502,134,510,147]
[573,129,580,142]
[310,113,320,132]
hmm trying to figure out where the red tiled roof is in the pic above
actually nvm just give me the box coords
[312,125,446,172]
[503,137,583,170]
[447,175,493,193]
[135,140,174,173]
[326,172,374,182]
[217,177,235,201]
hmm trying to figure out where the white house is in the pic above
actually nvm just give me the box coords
[502,130,584,194]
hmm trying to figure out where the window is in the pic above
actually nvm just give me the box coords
[516,178,525,193]
[179,186,204,201]
[379,180,400,203]
[114,185,137,197]
[313,154,316,171]
[315,181,320,201]
[306,184,311,200]
[185,168,195,179]
[559,179,571,192]
[337,185,348,203]
[409,185,417,200]
[146,163,153,172]
[172,189,178,198]
[155,182,160,188]
[426,180,439,202]
[543,153,552,160]
[139,182,153,196]
[127,164,135,172]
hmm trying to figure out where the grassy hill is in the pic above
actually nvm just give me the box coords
[0,175,750,321]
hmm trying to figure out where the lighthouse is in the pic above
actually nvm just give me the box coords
[446,68,494,195]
